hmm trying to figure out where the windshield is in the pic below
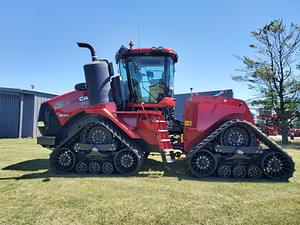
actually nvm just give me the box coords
[119,56,175,103]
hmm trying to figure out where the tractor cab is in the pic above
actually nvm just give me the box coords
[115,43,178,107]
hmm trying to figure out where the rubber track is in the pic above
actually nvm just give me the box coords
[187,119,295,178]
[190,119,287,154]
[53,117,144,171]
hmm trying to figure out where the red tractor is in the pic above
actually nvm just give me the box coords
[37,42,295,180]
[256,111,280,136]
[290,128,300,140]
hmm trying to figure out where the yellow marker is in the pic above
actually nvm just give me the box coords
[184,120,192,126]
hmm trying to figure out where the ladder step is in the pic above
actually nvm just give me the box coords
[160,139,171,142]
[158,129,168,132]
[154,120,166,123]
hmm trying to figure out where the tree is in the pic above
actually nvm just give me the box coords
[233,20,300,144]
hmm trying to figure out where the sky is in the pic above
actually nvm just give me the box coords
[0,0,299,101]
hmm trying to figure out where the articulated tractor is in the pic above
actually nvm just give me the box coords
[37,42,295,180]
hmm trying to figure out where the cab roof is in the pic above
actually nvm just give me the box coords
[115,46,178,63]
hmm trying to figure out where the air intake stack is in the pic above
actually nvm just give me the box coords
[77,42,112,105]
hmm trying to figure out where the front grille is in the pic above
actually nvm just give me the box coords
[38,103,62,136]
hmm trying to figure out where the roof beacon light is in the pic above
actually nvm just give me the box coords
[129,40,134,50]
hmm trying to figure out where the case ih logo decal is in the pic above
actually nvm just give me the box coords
[79,96,88,102]
[54,97,88,109]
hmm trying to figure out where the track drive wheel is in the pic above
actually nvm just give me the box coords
[50,147,76,173]
[261,151,294,180]
[82,124,113,144]
[114,148,142,176]
[188,149,217,178]
[221,125,251,147]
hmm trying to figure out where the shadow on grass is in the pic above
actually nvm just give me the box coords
[2,159,49,171]
[0,157,288,183]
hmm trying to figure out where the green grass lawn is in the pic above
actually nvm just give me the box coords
[0,138,299,225]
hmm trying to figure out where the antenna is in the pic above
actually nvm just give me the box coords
[137,25,141,48]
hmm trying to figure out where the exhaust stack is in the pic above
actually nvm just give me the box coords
[77,42,112,105]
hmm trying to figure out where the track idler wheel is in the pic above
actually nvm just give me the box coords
[232,165,247,178]
[188,149,217,178]
[102,162,114,175]
[75,161,88,173]
[89,161,101,174]
[261,151,294,180]
[247,165,262,179]
[114,148,142,175]
[217,165,232,178]
[50,147,76,173]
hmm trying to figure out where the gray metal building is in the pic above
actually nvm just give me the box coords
[174,89,233,120]
[0,87,56,138]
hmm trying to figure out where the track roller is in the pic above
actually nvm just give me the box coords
[217,165,232,178]
[75,161,88,173]
[50,147,76,172]
[89,161,101,174]
[188,149,217,178]
[232,165,247,178]
[247,165,262,179]
[102,162,114,175]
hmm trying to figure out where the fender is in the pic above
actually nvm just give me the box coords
[83,104,141,139]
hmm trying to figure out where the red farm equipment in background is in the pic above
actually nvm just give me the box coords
[37,42,295,180]
[290,128,300,139]
[256,109,280,136]
[256,109,300,139]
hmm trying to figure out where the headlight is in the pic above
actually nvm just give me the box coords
[37,121,45,127]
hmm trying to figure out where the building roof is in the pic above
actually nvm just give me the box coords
[175,89,233,98]
[0,87,57,98]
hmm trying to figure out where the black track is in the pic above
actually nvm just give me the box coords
[49,117,144,176]
[187,119,295,180]
[49,118,295,180]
